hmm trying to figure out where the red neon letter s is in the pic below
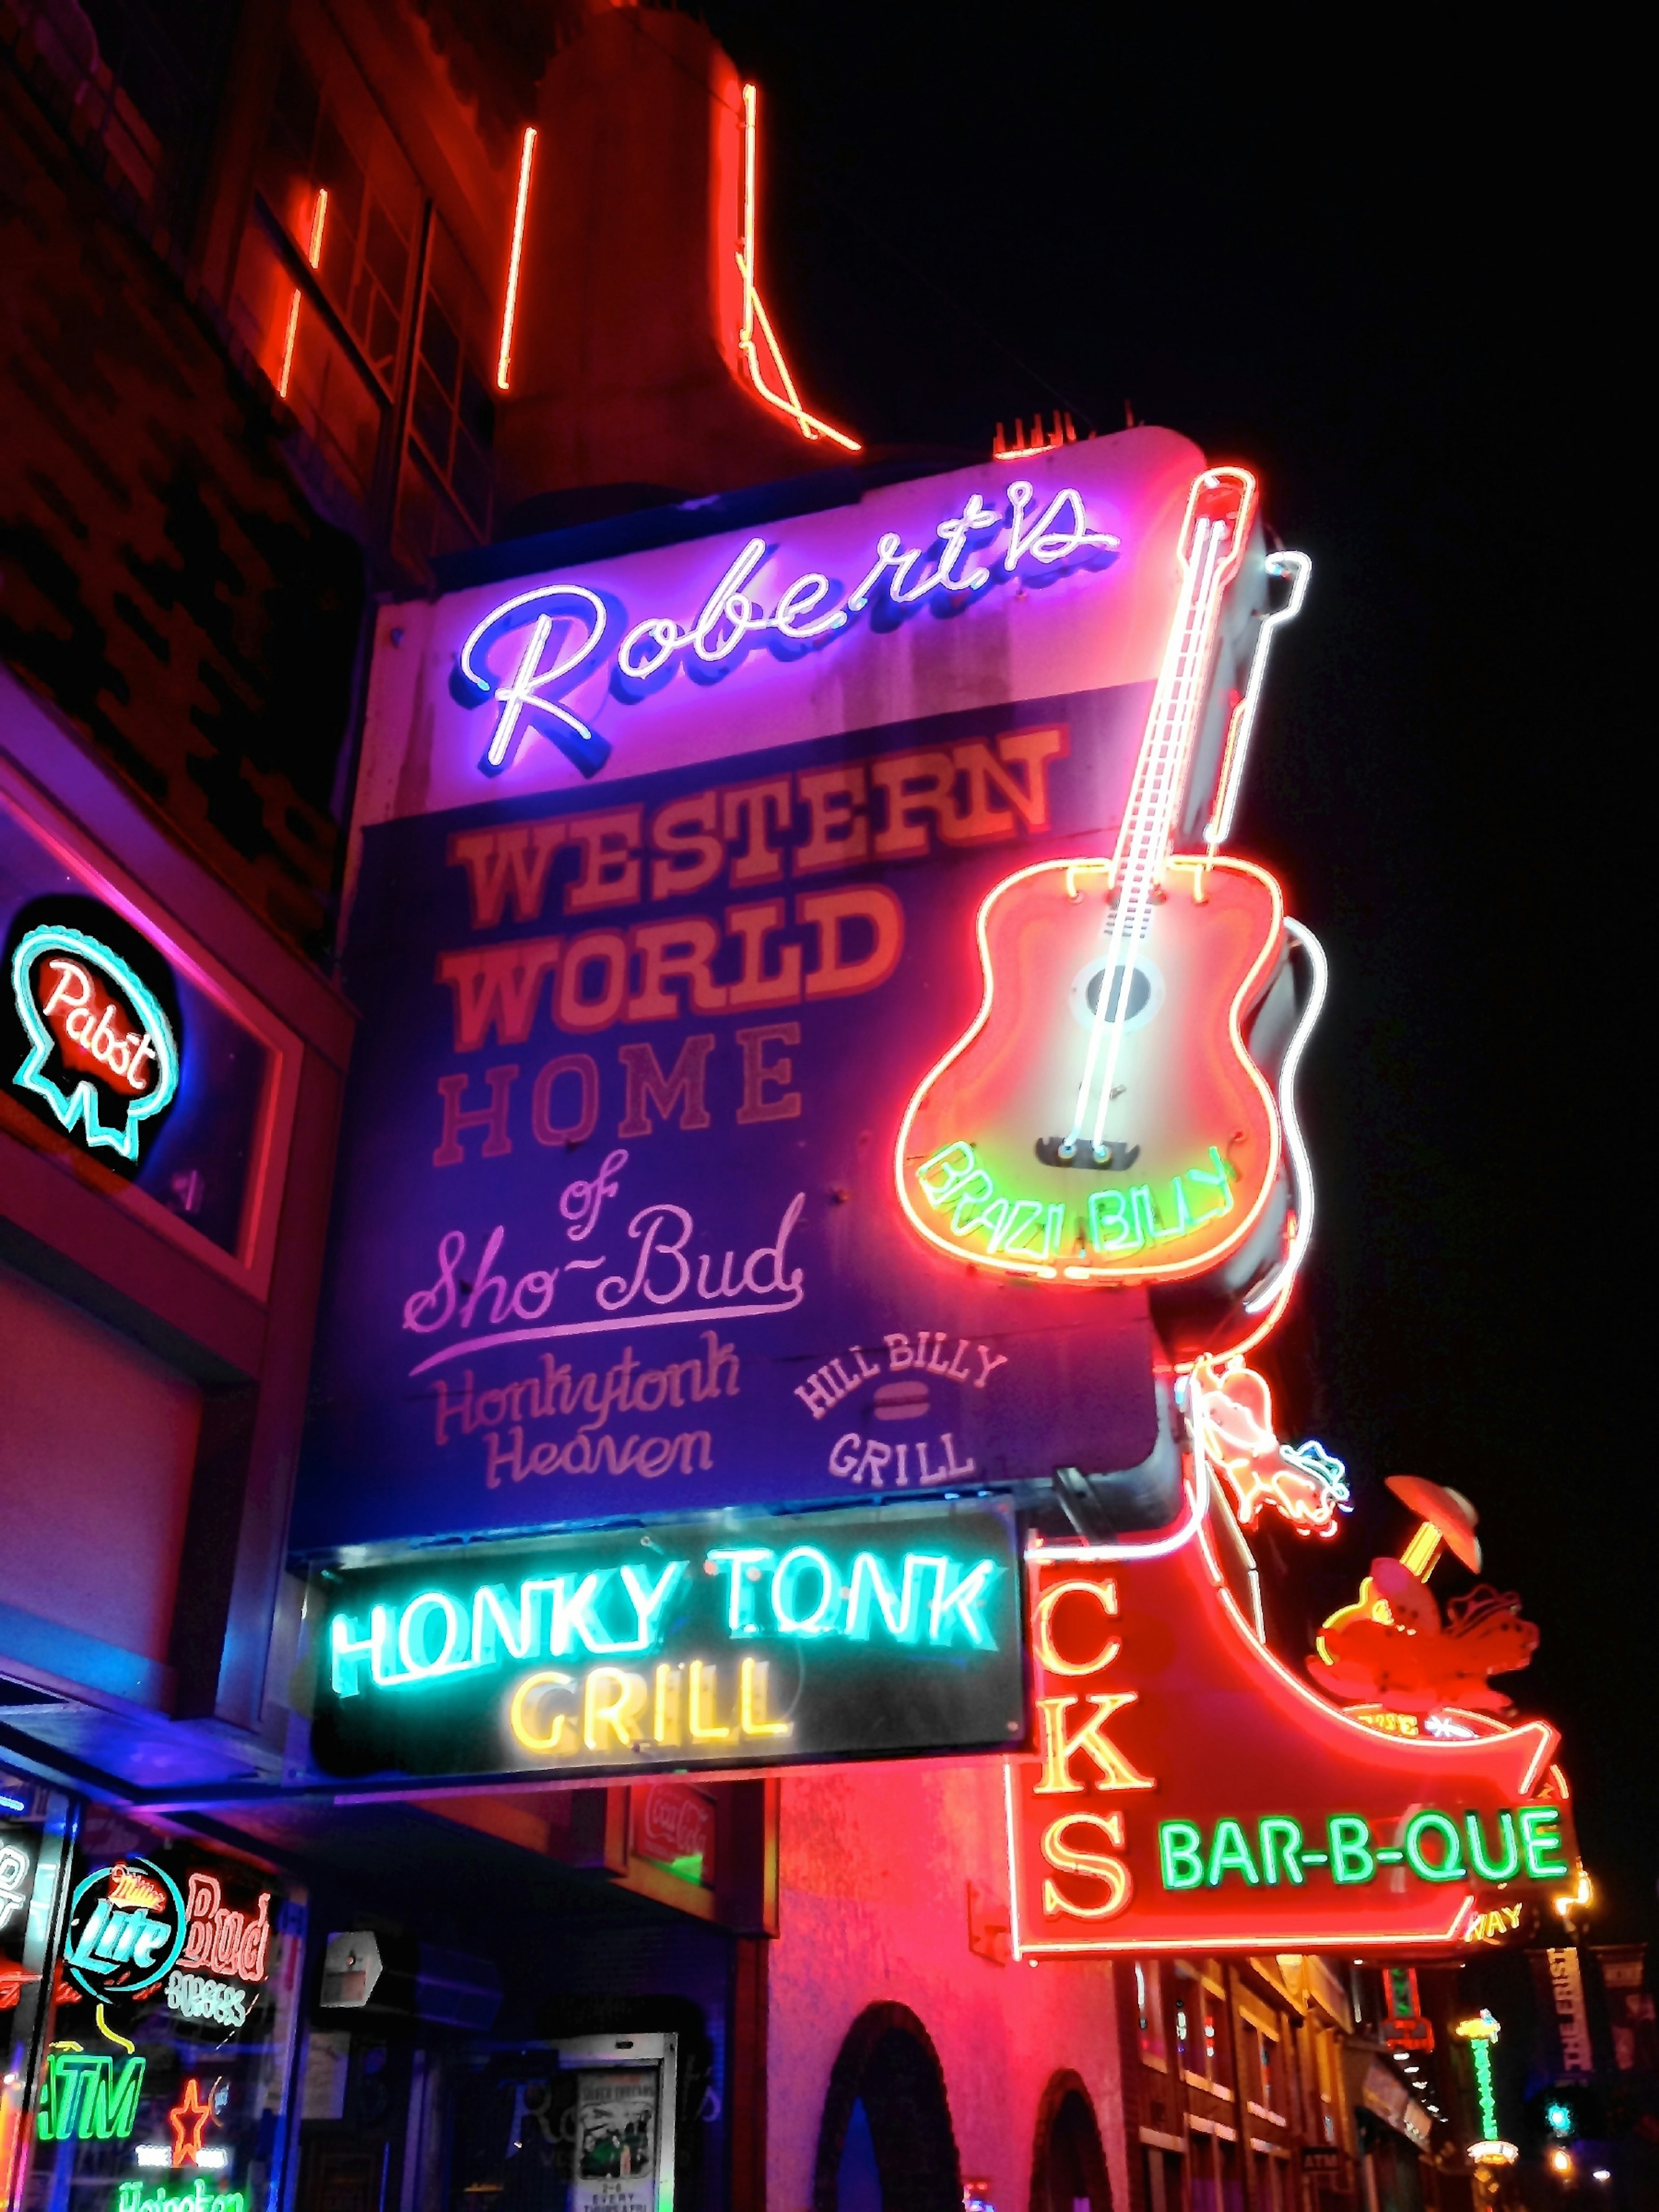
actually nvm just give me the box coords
[1040,1811,1133,1920]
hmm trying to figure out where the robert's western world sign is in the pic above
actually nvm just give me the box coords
[308,1500,1023,1781]
[294,433,1248,1550]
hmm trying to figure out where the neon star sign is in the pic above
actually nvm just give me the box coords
[450,481,1119,779]
[166,2081,214,2169]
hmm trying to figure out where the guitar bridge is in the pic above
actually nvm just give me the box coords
[1034,1137,1141,1171]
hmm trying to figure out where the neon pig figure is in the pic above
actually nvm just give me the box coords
[451,481,1119,779]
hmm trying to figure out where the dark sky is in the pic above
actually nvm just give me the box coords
[700,6,1648,1941]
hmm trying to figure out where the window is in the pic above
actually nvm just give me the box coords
[1246,2018,1285,2123]
[1142,2145,1187,2212]
[407,220,496,537]
[1175,1978,1198,2078]
[1314,2026,1339,2144]
[1136,1959,1169,2068]
[253,14,418,393]
[1201,1984,1233,2095]
[229,1,420,516]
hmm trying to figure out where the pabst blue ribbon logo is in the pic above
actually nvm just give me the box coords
[8,917,179,1163]
[62,1858,187,2000]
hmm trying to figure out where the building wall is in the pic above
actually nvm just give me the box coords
[769,1756,1130,2212]
[0,1257,200,1669]
[0,29,363,959]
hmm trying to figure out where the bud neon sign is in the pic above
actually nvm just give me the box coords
[310,1503,1023,1783]
[1005,1492,1571,1957]
[451,482,1119,780]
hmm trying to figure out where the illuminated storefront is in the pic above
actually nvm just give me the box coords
[0,6,1593,2206]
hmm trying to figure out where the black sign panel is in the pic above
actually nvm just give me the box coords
[309,1500,1024,1781]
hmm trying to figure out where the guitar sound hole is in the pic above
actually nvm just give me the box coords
[1087,965,1151,1022]
[1069,953,1164,1036]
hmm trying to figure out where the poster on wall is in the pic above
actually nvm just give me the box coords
[295,429,1297,1550]
[572,2069,659,2212]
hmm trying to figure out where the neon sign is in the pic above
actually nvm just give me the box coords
[1456,2012,1503,2149]
[35,2053,146,2142]
[61,1859,186,2001]
[166,2081,214,2168]
[1188,1357,1350,1536]
[894,471,1317,1299]
[8,922,179,1163]
[450,482,1118,779]
[0,1841,29,1931]
[309,1501,1022,1782]
[116,2186,244,2212]
[1004,1487,1572,1957]
[736,84,858,451]
[179,1875,270,1986]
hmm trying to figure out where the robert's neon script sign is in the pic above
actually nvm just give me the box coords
[451,481,1119,781]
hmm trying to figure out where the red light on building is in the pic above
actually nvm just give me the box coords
[1005,1494,1572,1958]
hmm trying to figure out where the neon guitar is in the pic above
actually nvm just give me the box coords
[895,466,1308,1287]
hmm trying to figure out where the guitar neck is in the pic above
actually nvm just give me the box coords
[1111,470,1256,929]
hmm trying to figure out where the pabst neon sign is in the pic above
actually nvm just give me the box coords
[8,912,179,1164]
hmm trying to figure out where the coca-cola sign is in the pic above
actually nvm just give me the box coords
[6,897,179,1166]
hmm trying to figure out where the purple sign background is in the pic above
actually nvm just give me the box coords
[292,681,1159,1551]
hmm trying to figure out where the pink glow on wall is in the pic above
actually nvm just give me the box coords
[768,1758,1132,2212]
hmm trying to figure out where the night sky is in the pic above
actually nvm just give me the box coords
[697,7,1649,1940]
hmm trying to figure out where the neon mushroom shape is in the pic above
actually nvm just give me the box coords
[1316,1477,1483,1643]
[1309,1481,1541,1718]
